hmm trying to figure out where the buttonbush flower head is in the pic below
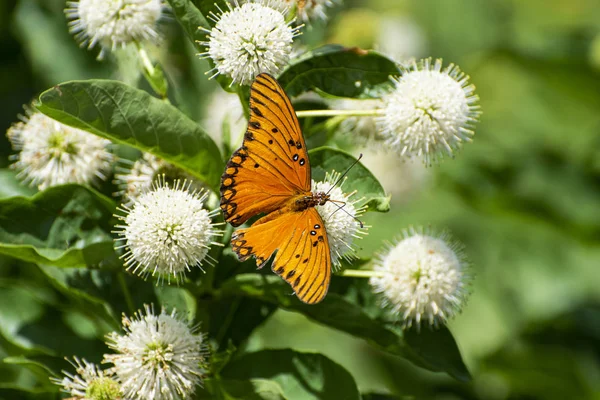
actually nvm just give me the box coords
[115,153,204,203]
[312,171,367,268]
[51,357,121,400]
[370,227,470,328]
[104,305,208,400]
[65,0,164,58]
[200,1,300,85]
[6,109,112,190]
[378,58,481,165]
[114,178,223,284]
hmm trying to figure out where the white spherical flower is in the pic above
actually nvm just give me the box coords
[114,179,223,284]
[51,357,121,400]
[65,0,164,57]
[370,227,470,328]
[200,2,300,85]
[104,305,208,400]
[7,110,112,190]
[312,171,367,268]
[378,58,481,165]
[115,153,205,203]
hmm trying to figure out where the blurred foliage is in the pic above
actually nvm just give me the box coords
[0,0,599,399]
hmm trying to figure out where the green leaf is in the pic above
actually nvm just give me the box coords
[154,286,196,320]
[0,185,116,267]
[221,349,360,400]
[403,326,472,383]
[0,282,53,355]
[142,63,169,98]
[203,378,287,400]
[38,265,156,328]
[168,0,236,91]
[36,265,119,331]
[3,356,57,387]
[166,0,208,48]
[201,295,277,351]
[36,80,223,191]
[309,147,390,212]
[0,170,37,200]
[0,386,59,400]
[279,45,400,98]
[220,274,471,381]
[194,0,229,28]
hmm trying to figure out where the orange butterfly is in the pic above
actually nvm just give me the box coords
[220,73,333,304]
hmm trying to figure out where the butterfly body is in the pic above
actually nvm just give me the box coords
[220,73,332,304]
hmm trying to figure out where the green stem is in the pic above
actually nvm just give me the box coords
[117,271,136,314]
[136,42,155,76]
[295,109,384,118]
[340,269,386,278]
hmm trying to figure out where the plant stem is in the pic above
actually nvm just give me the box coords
[295,109,384,118]
[136,42,155,76]
[117,271,136,315]
[340,269,386,278]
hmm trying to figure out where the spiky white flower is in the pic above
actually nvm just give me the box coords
[252,0,337,22]
[370,227,470,327]
[65,0,164,58]
[312,171,367,268]
[378,58,481,165]
[51,357,121,400]
[6,110,112,190]
[104,305,208,400]
[115,153,204,203]
[114,178,223,284]
[200,2,300,85]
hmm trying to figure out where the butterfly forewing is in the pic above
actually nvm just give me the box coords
[220,74,311,226]
[248,74,311,191]
[221,73,331,304]
[231,208,330,304]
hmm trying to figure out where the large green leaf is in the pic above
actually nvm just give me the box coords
[221,349,360,400]
[220,274,471,381]
[36,80,223,191]
[0,185,115,267]
[279,45,400,98]
[309,147,390,212]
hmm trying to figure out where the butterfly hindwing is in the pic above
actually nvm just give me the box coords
[220,73,311,226]
[231,207,331,304]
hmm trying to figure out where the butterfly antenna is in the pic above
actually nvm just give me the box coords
[328,199,364,228]
[326,153,363,196]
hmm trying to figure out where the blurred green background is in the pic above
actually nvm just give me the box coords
[1,0,600,398]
